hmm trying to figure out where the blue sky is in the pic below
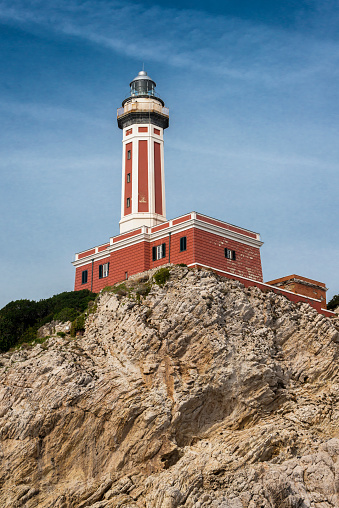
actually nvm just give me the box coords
[0,0,338,308]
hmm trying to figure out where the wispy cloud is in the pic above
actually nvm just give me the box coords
[1,0,339,86]
[0,99,111,128]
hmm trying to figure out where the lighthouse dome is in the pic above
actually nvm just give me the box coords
[129,70,156,97]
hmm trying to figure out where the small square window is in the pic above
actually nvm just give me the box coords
[126,197,131,208]
[225,248,236,260]
[127,150,131,160]
[180,236,187,252]
[81,270,88,284]
[127,173,131,183]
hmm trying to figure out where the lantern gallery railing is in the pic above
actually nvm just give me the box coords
[117,104,169,118]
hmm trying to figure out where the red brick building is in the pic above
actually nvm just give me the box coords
[72,70,334,317]
[73,211,263,293]
[265,275,327,309]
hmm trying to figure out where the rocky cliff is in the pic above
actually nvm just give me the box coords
[0,266,339,508]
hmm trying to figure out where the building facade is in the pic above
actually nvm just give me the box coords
[73,211,263,293]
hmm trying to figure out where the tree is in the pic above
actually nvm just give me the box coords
[327,294,339,311]
[0,290,96,352]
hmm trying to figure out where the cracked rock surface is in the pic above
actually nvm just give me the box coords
[0,266,339,507]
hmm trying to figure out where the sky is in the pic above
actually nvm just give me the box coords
[0,0,338,308]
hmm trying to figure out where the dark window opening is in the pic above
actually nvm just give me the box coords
[125,271,128,280]
[126,197,131,208]
[152,243,166,261]
[180,236,187,252]
[225,248,236,260]
[127,150,131,160]
[81,270,88,284]
[127,173,131,183]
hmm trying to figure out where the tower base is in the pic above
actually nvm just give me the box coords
[119,213,167,234]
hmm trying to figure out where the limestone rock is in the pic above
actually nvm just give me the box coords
[0,266,339,507]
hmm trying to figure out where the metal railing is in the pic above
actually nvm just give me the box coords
[117,103,169,118]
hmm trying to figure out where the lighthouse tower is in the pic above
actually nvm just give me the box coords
[117,71,169,233]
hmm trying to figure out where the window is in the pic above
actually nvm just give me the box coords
[126,197,131,208]
[225,248,236,260]
[127,173,131,183]
[180,236,187,252]
[127,150,131,160]
[125,271,128,280]
[99,262,109,279]
[152,243,166,261]
[81,270,88,284]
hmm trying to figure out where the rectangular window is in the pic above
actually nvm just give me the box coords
[152,243,166,261]
[81,270,88,284]
[127,173,131,183]
[99,262,109,279]
[126,197,131,208]
[225,248,236,260]
[138,126,148,132]
[125,271,128,280]
[127,150,131,160]
[126,128,132,136]
[180,236,187,252]
[154,128,160,135]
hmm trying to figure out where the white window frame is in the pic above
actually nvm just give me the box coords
[102,263,109,278]
[156,245,163,260]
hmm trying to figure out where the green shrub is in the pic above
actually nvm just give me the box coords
[112,283,128,297]
[328,294,339,311]
[177,263,187,267]
[34,336,50,345]
[87,302,97,314]
[53,307,78,322]
[70,314,86,337]
[57,331,66,338]
[136,283,151,297]
[154,267,170,286]
[101,286,114,293]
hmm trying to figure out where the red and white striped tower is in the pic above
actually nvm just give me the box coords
[117,71,169,234]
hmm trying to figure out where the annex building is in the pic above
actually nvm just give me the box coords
[72,70,334,318]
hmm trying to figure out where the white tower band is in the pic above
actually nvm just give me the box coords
[117,71,169,234]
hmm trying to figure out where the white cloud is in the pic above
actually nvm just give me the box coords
[0,99,110,128]
[1,0,339,86]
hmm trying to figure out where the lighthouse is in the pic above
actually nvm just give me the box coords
[71,69,334,316]
[73,69,267,301]
[117,70,169,233]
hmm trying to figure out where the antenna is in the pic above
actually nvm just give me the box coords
[142,62,144,71]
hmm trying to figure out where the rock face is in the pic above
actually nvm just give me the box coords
[0,266,339,507]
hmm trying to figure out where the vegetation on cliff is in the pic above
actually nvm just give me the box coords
[0,289,96,351]
[328,293,339,311]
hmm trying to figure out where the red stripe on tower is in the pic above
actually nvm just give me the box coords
[138,140,149,212]
[154,142,162,215]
